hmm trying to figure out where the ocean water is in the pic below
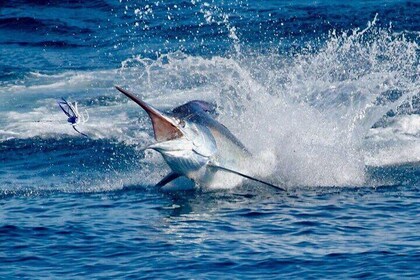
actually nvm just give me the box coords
[1,0,419,278]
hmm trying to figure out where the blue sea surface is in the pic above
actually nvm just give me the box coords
[1,0,419,279]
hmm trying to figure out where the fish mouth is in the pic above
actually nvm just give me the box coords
[147,138,193,152]
[115,86,184,142]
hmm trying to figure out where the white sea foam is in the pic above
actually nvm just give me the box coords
[365,114,420,166]
[1,20,418,188]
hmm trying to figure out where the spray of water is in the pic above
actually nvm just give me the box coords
[117,18,418,187]
[1,12,418,189]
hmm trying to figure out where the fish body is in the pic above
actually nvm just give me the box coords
[116,86,283,190]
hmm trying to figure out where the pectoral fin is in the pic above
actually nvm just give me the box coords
[156,172,182,187]
[208,164,286,191]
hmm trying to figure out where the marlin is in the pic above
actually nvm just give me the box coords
[116,86,284,191]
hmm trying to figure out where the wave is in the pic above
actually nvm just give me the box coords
[0,136,168,196]
[365,114,420,167]
[3,0,112,9]
[0,17,91,35]
[1,18,418,188]
[2,41,84,48]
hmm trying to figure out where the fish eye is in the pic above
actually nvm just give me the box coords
[179,119,185,128]
[175,118,185,128]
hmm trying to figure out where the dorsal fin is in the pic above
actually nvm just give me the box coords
[172,100,217,118]
[115,86,183,141]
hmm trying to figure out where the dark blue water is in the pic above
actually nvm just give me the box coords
[1,0,419,279]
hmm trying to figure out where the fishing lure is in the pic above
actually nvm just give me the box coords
[57,98,89,137]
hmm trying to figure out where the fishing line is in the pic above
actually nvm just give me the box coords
[209,164,287,192]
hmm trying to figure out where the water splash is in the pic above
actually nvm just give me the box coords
[117,19,418,187]
[1,16,418,189]
[199,1,241,54]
